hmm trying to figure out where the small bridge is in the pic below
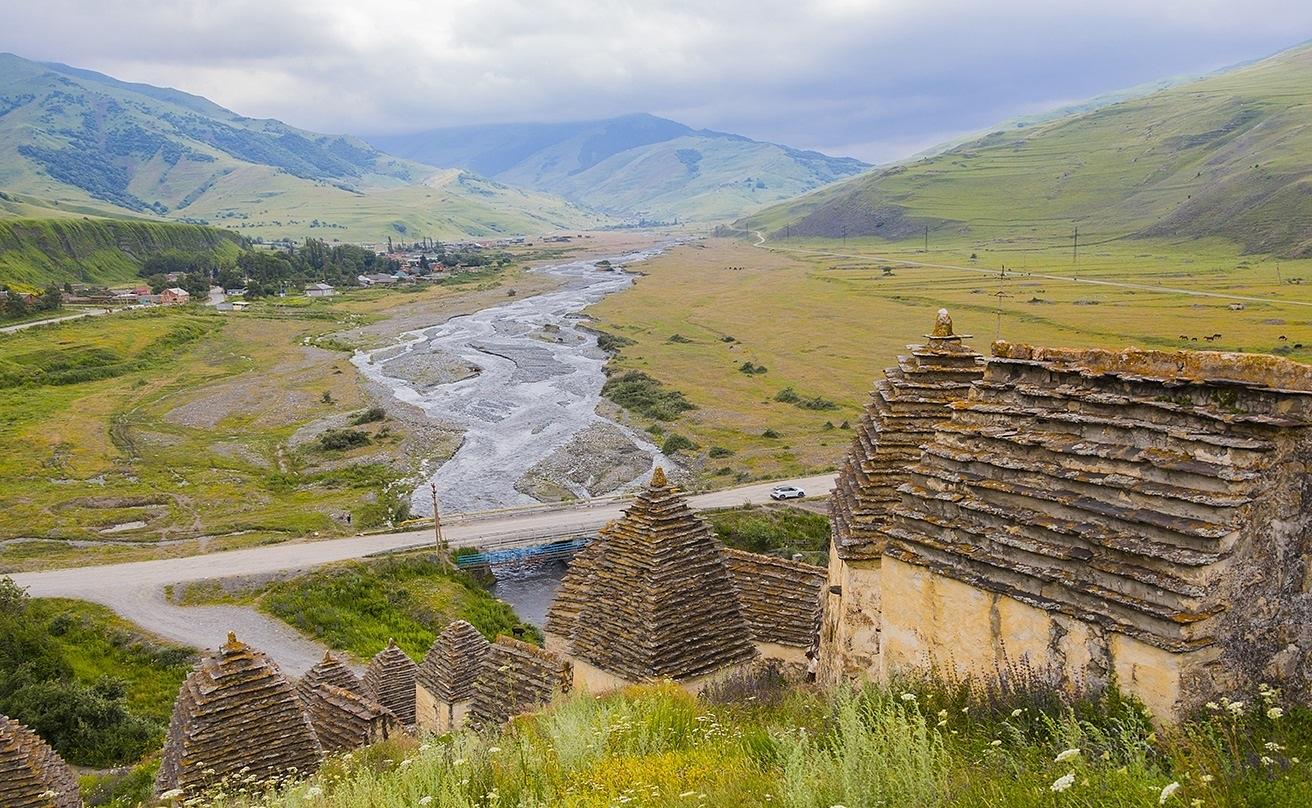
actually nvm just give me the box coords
[454,535,593,567]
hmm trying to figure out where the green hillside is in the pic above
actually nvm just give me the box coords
[0,217,243,287]
[742,43,1312,258]
[0,53,598,241]
[371,113,869,222]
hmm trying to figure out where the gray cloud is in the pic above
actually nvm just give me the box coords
[3,0,1310,162]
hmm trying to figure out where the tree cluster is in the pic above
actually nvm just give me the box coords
[1,284,62,321]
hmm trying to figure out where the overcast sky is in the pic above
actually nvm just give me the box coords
[3,1,1311,163]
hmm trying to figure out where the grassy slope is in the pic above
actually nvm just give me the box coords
[25,597,195,724]
[0,54,596,242]
[0,217,243,287]
[743,43,1312,258]
[180,552,539,661]
[588,237,1312,485]
[214,678,1312,808]
[0,266,551,573]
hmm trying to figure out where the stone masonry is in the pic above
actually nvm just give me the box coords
[0,714,80,808]
[364,640,420,726]
[468,636,573,728]
[416,620,491,733]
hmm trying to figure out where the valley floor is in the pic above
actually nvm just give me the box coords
[585,235,1312,485]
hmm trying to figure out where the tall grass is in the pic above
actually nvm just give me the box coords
[193,674,1312,808]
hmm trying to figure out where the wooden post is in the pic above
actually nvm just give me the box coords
[431,483,451,567]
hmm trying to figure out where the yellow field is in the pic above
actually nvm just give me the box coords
[587,235,1312,484]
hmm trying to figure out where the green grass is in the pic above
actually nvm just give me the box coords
[586,236,1312,486]
[0,217,243,287]
[742,43,1312,258]
[707,505,830,561]
[182,552,540,661]
[194,674,1312,808]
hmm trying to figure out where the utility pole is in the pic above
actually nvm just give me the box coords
[924,224,929,254]
[1276,263,1283,285]
[430,482,451,567]
[1072,225,1079,263]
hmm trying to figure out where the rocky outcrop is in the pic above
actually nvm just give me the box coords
[302,684,395,753]
[363,640,419,726]
[829,308,984,559]
[566,469,758,682]
[296,651,365,704]
[418,621,490,704]
[0,715,80,808]
[724,549,825,648]
[468,637,572,728]
[155,633,322,799]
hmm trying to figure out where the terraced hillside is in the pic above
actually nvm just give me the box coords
[0,53,598,241]
[371,113,869,222]
[743,42,1312,258]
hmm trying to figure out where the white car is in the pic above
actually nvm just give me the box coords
[770,485,806,500]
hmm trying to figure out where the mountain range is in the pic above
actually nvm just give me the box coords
[742,42,1312,258]
[369,114,869,222]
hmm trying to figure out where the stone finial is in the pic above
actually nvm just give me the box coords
[223,632,242,652]
[932,308,954,337]
[650,467,668,488]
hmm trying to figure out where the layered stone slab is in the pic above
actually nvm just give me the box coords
[297,651,365,704]
[723,548,825,653]
[468,636,572,728]
[416,620,490,732]
[0,714,80,808]
[155,633,322,799]
[303,684,395,753]
[364,640,420,726]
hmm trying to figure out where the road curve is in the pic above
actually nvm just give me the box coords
[12,473,836,674]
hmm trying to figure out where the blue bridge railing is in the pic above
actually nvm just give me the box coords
[455,536,593,567]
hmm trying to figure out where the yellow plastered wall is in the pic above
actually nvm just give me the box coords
[878,557,1208,721]
[819,552,883,687]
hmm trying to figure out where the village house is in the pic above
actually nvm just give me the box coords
[306,282,336,298]
[159,287,191,305]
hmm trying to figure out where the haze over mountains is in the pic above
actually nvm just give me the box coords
[369,114,869,223]
[744,42,1312,258]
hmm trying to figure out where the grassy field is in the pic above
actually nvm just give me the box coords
[706,504,830,563]
[587,236,1312,485]
[195,674,1312,807]
[177,552,539,661]
[0,264,557,573]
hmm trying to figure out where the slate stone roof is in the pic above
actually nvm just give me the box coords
[829,309,984,560]
[0,714,80,808]
[417,620,491,702]
[364,640,420,726]
[155,633,322,799]
[468,636,572,728]
[303,684,395,753]
[565,468,758,681]
[543,539,602,639]
[296,651,365,705]
[886,342,1312,654]
[723,549,826,648]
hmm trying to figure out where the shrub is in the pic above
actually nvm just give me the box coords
[776,386,837,410]
[762,428,781,438]
[668,333,694,343]
[661,433,697,454]
[708,446,734,458]
[350,406,386,425]
[738,361,768,375]
[595,330,636,354]
[602,370,695,421]
[318,429,370,451]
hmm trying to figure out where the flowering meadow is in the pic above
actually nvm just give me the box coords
[181,677,1311,808]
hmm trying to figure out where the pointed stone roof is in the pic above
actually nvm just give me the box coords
[829,308,984,559]
[363,640,419,725]
[566,469,757,681]
[296,651,365,705]
[543,535,604,638]
[0,714,80,808]
[303,684,395,753]
[468,636,572,728]
[155,632,322,799]
[417,621,491,702]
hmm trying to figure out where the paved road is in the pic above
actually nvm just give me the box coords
[13,473,836,675]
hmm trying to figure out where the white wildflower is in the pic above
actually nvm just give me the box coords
[1205,702,1220,711]
[304,786,324,800]
[1199,775,1214,783]
[937,709,948,720]
[1050,772,1075,792]
[418,743,432,752]
[900,693,916,702]
[1261,756,1275,766]
[487,746,502,754]
[990,739,1002,747]
[419,798,433,806]
[1011,708,1024,718]
[678,792,697,799]
[1265,741,1284,752]
[1055,748,1081,762]
[1159,782,1180,804]
[159,789,185,801]
[1267,707,1284,719]
[1227,701,1244,716]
